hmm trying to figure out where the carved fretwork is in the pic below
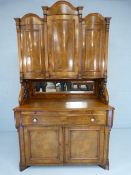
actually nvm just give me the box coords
[99,79,109,104]
[19,80,29,105]
[19,83,24,105]
[24,81,29,99]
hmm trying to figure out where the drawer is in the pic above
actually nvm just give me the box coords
[22,114,106,126]
[21,111,106,116]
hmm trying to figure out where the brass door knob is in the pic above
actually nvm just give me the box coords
[33,118,38,123]
[90,118,95,122]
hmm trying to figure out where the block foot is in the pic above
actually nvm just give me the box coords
[98,160,109,170]
[19,163,29,171]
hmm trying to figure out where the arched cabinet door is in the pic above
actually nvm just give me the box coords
[15,14,47,79]
[43,1,83,79]
[82,14,110,78]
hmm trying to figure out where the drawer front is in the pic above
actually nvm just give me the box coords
[22,112,106,126]
[21,111,106,116]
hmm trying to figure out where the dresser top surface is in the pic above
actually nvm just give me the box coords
[14,97,114,112]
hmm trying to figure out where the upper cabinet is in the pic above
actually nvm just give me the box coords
[15,1,111,80]
[15,14,47,79]
[82,14,111,78]
[42,1,83,78]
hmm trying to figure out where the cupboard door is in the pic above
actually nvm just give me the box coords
[24,126,63,165]
[47,15,79,78]
[82,14,106,78]
[16,14,47,79]
[65,126,104,163]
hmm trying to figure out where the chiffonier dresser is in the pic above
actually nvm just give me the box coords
[13,0,114,171]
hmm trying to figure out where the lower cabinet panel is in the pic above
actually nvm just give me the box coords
[65,126,104,163]
[24,126,63,164]
[23,125,104,165]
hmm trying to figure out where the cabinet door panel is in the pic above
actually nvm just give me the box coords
[85,28,103,71]
[47,16,79,78]
[65,126,104,163]
[82,14,106,78]
[24,126,63,164]
[18,15,47,79]
[21,28,43,72]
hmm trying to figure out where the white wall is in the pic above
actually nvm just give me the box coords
[0,0,131,131]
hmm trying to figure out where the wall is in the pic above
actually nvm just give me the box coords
[0,0,131,131]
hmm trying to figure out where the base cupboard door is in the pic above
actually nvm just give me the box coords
[24,126,63,165]
[65,126,104,163]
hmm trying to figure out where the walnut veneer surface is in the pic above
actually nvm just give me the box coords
[14,97,113,111]
[13,0,114,171]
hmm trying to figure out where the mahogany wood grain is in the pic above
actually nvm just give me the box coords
[65,126,104,163]
[24,126,63,164]
[15,14,47,79]
[14,97,113,111]
[82,13,108,78]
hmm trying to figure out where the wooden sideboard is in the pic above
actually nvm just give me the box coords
[13,1,114,171]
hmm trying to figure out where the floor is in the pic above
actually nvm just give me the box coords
[0,129,131,175]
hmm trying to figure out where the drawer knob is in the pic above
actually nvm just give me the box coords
[90,118,95,122]
[33,118,38,123]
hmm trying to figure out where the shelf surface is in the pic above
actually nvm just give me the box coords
[14,97,114,111]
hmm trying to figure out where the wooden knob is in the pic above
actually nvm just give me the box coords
[90,118,95,122]
[33,118,38,123]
